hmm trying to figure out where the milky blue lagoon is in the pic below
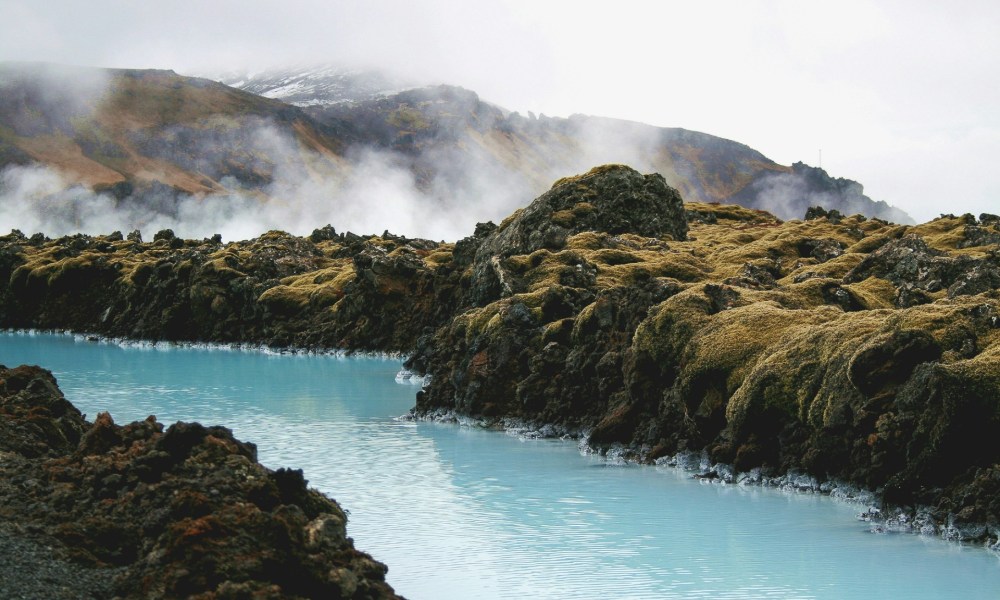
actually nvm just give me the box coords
[2,331,998,599]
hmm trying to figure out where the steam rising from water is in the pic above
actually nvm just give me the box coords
[0,66,913,242]
[0,65,720,243]
[0,113,675,243]
[0,140,530,244]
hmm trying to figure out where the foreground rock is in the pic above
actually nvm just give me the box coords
[0,364,400,599]
[2,164,999,546]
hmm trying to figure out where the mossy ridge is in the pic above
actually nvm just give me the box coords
[684,200,780,225]
[550,163,629,190]
[406,168,1000,539]
[0,226,457,351]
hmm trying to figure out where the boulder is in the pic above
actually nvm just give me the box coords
[469,165,687,305]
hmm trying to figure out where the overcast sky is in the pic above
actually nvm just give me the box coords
[1,0,997,223]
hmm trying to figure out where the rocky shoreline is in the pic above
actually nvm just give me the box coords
[0,520,123,599]
[405,166,1000,547]
[407,406,1000,549]
[2,163,1000,572]
[0,364,400,599]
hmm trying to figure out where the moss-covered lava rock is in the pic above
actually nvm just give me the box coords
[0,364,400,599]
[468,164,688,305]
[0,225,463,353]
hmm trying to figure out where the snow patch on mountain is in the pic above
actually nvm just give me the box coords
[207,64,416,106]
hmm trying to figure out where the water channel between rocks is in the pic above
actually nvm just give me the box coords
[2,331,998,599]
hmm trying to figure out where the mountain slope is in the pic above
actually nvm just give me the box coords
[0,62,345,197]
[221,66,910,223]
[0,63,912,241]
[304,84,911,223]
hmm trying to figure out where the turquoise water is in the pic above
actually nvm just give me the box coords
[2,331,998,599]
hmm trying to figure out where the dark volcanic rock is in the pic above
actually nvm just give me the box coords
[404,189,1000,544]
[408,165,691,427]
[844,235,950,291]
[959,224,1000,249]
[0,227,463,353]
[844,233,1000,304]
[469,164,687,305]
[0,365,400,600]
[0,365,87,457]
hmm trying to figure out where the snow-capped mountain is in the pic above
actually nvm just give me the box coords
[210,64,413,106]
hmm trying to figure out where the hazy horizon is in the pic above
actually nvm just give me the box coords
[1,0,997,230]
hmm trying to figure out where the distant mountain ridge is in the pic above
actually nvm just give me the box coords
[296,82,912,223]
[0,63,913,239]
[211,64,411,106]
[0,62,344,196]
[218,66,910,223]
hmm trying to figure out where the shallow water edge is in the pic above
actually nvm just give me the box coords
[407,407,1000,552]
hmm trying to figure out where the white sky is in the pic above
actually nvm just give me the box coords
[1,0,997,223]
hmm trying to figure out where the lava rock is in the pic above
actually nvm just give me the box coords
[0,365,401,599]
[469,165,687,305]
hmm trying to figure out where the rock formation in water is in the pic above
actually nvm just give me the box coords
[0,364,400,599]
[1,164,998,547]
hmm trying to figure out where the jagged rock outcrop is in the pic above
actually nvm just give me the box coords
[0,226,463,352]
[0,365,400,599]
[468,165,687,305]
[843,230,1000,306]
[736,162,913,223]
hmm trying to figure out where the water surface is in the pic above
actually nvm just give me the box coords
[2,331,998,599]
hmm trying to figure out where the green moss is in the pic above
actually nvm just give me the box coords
[632,286,720,361]
[628,280,1000,444]
[845,230,902,254]
[199,257,246,282]
[686,301,834,394]
[550,209,576,227]
[423,249,454,268]
[258,230,294,241]
[457,305,500,342]
[685,201,780,224]
[550,164,629,190]
[591,249,640,266]
[257,285,310,314]
[844,277,897,309]
[565,232,605,251]
[542,317,574,344]
[595,250,706,287]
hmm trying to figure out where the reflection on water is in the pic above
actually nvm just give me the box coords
[2,331,998,599]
